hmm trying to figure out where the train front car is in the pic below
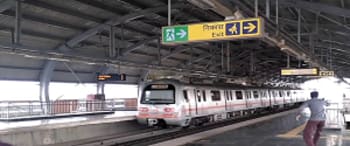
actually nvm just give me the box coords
[137,80,189,127]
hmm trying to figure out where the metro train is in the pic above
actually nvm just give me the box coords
[136,79,307,127]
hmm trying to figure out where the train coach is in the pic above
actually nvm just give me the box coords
[136,79,306,127]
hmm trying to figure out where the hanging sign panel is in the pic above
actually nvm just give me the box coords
[162,17,263,44]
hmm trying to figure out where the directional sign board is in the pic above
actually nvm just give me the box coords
[162,17,263,44]
[281,68,318,76]
[319,71,335,77]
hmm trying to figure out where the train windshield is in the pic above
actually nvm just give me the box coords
[141,84,175,104]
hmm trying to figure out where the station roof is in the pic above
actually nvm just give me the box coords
[0,0,349,86]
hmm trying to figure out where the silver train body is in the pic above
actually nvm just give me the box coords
[137,79,307,127]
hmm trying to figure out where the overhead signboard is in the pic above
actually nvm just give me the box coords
[281,68,318,76]
[319,71,335,77]
[97,73,126,81]
[162,17,263,44]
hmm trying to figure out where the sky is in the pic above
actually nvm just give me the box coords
[0,77,349,102]
[0,81,138,101]
[300,77,350,107]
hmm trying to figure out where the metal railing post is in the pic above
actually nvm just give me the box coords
[6,102,9,119]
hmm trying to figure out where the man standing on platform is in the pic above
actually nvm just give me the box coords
[296,91,329,146]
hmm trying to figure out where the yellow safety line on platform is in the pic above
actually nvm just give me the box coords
[277,124,350,141]
[278,135,350,141]
[277,123,306,138]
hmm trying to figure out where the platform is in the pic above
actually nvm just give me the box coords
[153,109,349,146]
[0,111,138,146]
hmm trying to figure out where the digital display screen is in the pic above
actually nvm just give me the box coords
[97,73,126,81]
[151,84,169,89]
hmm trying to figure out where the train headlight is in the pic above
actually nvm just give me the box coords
[139,107,149,112]
[164,107,174,112]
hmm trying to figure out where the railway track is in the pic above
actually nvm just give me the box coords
[113,106,297,146]
[64,106,297,146]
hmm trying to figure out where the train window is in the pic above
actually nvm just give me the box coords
[253,91,259,99]
[183,90,189,102]
[225,91,230,100]
[260,91,266,98]
[202,90,206,102]
[229,91,233,100]
[211,90,221,101]
[141,84,175,104]
[196,90,201,102]
[279,91,284,97]
[287,91,291,97]
[236,91,243,100]
[273,91,278,97]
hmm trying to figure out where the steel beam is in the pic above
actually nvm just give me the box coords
[297,9,301,43]
[39,4,185,107]
[254,0,258,17]
[0,0,15,13]
[14,0,21,44]
[109,26,115,57]
[161,46,190,61]
[75,0,164,35]
[274,16,350,37]
[0,43,236,80]
[168,0,171,26]
[63,62,82,84]
[280,0,350,18]
[0,25,69,41]
[24,0,103,23]
[319,14,350,31]
[120,36,158,56]
[275,0,279,24]
[266,0,270,19]
[185,53,212,66]
[1,10,86,31]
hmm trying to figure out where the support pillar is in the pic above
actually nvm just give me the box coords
[14,0,21,44]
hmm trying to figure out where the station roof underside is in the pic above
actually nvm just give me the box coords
[0,0,349,86]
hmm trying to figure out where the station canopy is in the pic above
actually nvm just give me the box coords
[0,0,349,87]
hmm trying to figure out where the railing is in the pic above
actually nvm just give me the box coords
[342,99,350,113]
[325,102,344,130]
[0,98,137,119]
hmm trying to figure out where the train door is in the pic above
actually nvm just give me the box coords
[202,90,208,115]
[245,90,253,109]
[272,90,279,106]
[193,89,199,115]
[268,90,276,107]
[224,90,229,111]
[233,90,246,111]
[228,90,233,111]
[195,89,204,115]
[279,90,285,105]
[285,90,294,104]
[260,90,268,107]
[267,90,272,107]
[182,90,191,116]
[251,90,261,108]
[210,90,222,113]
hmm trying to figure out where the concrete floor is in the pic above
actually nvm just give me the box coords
[0,111,138,146]
[185,113,349,146]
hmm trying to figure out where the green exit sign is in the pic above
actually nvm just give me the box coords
[162,26,188,43]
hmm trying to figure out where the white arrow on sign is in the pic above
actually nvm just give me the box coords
[176,29,187,38]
